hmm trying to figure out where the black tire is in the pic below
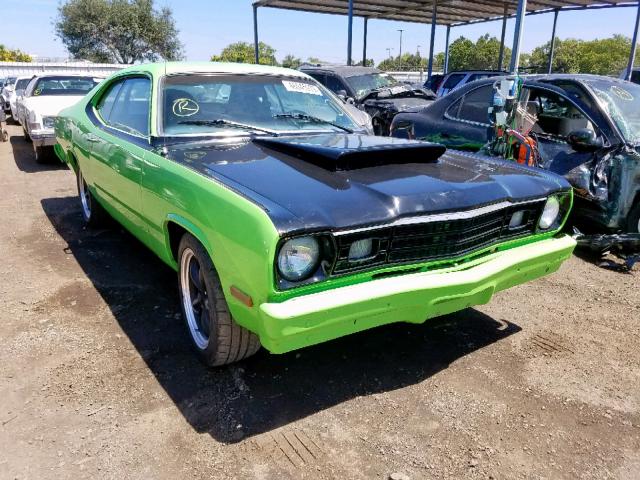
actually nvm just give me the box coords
[23,125,31,143]
[34,145,51,164]
[76,167,107,227]
[628,202,640,234]
[178,233,260,366]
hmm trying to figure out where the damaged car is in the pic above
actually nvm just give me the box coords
[55,62,576,366]
[300,65,435,135]
[391,75,640,234]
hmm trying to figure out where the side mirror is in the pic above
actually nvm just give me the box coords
[336,89,348,99]
[567,128,603,152]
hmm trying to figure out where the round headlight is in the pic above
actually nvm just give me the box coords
[539,196,561,230]
[277,236,320,281]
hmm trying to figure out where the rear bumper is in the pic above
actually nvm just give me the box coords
[258,235,576,354]
[30,129,56,147]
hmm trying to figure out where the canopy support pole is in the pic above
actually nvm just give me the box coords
[347,0,354,65]
[253,4,259,64]
[547,9,559,74]
[444,25,451,74]
[626,1,640,81]
[363,17,368,65]
[497,4,508,71]
[427,1,437,80]
[509,0,527,73]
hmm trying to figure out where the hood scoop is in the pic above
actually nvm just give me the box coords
[253,134,446,171]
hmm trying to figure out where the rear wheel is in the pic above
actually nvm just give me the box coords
[178,233,260,367]
[76,168,107,226]
[34,145,52,164]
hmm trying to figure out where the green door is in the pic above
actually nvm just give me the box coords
[88,76,152,236]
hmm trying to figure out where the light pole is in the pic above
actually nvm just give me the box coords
[397,29,404,59]
[386,47,394,59]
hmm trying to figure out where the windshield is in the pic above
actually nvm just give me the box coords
[344,73,399,99]
[15,78,31,91]
[32,76,98,97]
[162,74,358,136]
[587,79,640,144]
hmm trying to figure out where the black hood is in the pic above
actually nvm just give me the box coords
[160,133,570,235]
[364,96,434,113]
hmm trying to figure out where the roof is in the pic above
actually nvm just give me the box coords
[299,64,382,77]
[254,0,633,27]
[117,61,311,79]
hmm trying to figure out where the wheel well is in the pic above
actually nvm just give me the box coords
[167,221,188,262]
[66,150,78,172]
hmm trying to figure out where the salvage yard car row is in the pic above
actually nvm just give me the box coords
[1,72,101,162]
[2,61,636,367]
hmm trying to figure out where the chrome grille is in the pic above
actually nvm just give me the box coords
[332,201,545,274]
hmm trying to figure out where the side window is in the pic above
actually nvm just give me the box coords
[446,85,492,125]
[457,85,493,124]
[96,80,125,122]
[307,73,326,87]
[631,70,640,84]
[324,75,348,94]
[442,73,465,90]
[108,77,151,136]
[525,88,593,137]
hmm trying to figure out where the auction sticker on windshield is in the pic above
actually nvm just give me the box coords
[282,80,322,96]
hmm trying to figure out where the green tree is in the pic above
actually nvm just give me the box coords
[378,53,430,71]
[281,54,301,69]
[445,34,511,71]
[354,58,374,67]
[211,41,277,66]
[0,45,32,62]
[526,35,639,75]
[55,0,183,64]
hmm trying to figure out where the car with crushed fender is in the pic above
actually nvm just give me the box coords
[19,73,100,162]
[299,65,436,135]
[54,62,577,367]
[1,76,17,114]
[390,74,640,234]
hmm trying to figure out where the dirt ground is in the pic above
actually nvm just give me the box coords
[0,122,639,480]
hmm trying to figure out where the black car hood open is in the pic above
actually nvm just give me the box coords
[161,133,570,235]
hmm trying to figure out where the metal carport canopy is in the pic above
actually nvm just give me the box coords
[252,0,640,80]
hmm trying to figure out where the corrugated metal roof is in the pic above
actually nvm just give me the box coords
[254,0,626,26]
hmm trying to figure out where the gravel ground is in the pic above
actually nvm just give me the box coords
[0,123,639,480]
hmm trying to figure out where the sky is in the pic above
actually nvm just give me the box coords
[2,0,639,65]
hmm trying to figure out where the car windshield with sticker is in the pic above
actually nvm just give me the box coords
[586,79,640,144]
[31,76,98,96]
[162,74,359,135]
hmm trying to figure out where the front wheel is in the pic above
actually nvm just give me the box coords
[178,233,260,366]
[23,125,31,142]
[76,168,107,226]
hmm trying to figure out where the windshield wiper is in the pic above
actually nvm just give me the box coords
[273,113,353,133]
[177,119,277,136]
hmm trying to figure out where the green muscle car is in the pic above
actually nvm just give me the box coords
[54,62,576,366]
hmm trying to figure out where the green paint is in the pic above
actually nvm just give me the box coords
[55,62,576,354]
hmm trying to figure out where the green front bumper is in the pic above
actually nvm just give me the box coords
[258,235,576,354]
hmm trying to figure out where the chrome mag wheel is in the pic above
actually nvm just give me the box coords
[180,247,211,350]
